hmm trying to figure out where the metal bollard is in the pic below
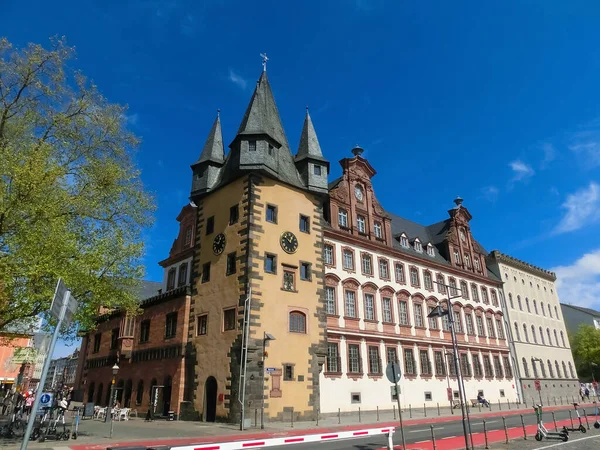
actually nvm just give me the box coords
[316,407,319,426]
[291,407,294,428]
[507,398,511,410]
[338,407,341,424]
[498,399,501,411]
[424,403,427,417]
[560,396,563,405]
[552,411,557,431]
[409,404,412,418]
[520,414,527,439]
[569,410,574,429]
[437,402,440,416]
[583,409,590,430]
[358,406,361,423]
[377,406,379,422]
[431,424,437,450]
[478,402,481,412]
[502,416,509,443]
[524,398,527,407]
[254,408,258,428]
[393,404,396,420]
[554,397,557,406]
[483,419,489,449]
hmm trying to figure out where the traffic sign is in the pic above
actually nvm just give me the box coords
[386,362,402,383]
[39,393,53,408]
[534,379,541,391]
[49,278,78,327]
[265,367,276,373]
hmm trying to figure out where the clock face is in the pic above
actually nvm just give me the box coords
[280,231,299,254]
[212,233,226,255]
[354,185,364,201]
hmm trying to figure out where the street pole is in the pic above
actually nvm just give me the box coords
[391,364,406,449]
[260,334,266,429]
[444,348,454,415]
[238,289,252,431]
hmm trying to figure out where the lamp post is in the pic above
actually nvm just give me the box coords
[591,362,598,401]
[261,332,275,429]
[532,358,544,406]
[444,351,454,415]
[428,282,473,450]
[107,364,119,436]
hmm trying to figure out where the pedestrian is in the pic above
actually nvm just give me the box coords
[1,390,10,415]
[25,394,34,417]
[585,386,590,401]
[580,386,585,402]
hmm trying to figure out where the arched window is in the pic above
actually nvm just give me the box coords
[471,284,479,301]
[289,311,307,333]
[540,360,546,378]
[522,357,530,377]
[547,328,552,346]
[541,302,545,316]
[562,361,568,379]
[555,306,559,319]
[553,330,559,346]
[522,323,529,343]
[525,298,530,313]
[549,306,553,318]
[514,322,520,341]
[517,296,523,311]
[460,281,469,300]
[533,300,538,314]
[547,360,554,378]
[555,360,561,378]
[136,380,144,405]
[531,325,537,344]
[568,362,575,378]
[539,327,545,345]
[531,357,539,378]
[560,331,566,347]
[509,293,514,309]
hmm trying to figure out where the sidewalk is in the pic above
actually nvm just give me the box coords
[4,400,598,450]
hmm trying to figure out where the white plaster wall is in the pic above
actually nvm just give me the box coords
[161,256,193,290]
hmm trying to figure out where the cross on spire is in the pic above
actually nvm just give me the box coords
[260,53,269,72]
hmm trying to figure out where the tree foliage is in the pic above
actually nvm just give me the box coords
[570,324,600,378]
[0,37,154,335]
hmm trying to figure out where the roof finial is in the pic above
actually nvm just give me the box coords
[306,105,309,114]
[260,52,269,72]
[351,145,364,157]
[454,196,464,206]
[217,108,220,118]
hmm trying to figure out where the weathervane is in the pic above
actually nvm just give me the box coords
[260,53,269,72]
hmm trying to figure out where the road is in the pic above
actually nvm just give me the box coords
[259,409,598,450]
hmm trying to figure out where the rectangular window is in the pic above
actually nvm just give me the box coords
[448,356,457,376]
[395,264,405,283]
[425,391,433,401]
[414,303,424,327]
[229,204,239,225]
[264,254,277,274]
[379,259,389,279]
[167,269,176,291]
[387,347,398,364]
[481,289,489,304]
[283,364,294,381]
[503,356,513,378]
[476,315,485,336]
[491,291,499,306]
[382,297,393,323]
[496,319,504,339]
[93,333,101,353]
[453,311,462,333]
[345,290,357,318]
[473,354,482,377]
[326,343,339,373]
[484,355,494,378]
[248,140,256,151]
[493,356,504,378]
[368,346,381,374]
[424,272,433,290]
[338,209,348,228]
[465,313,474,335]
[420,350,432,375]
[437,276,447,294]
[223,308,236,331]
[226,252,237,276]
[197,315,208,336]
[374,222,382,238]
[202,262,211,283]
[299,214,310,233]
[343,249,354,270]
[434,351,446,376]
[460,354,472,377]
[364,294,375,321]
[348,344,361,373]
[325,286,336,315]
[313,164,322,175]
[399,301,409,325]
[206,216,214,235]
[324,245,334,265]
[165,312,177,339]
[471,284,479,301]
[404,349,415,375]
[357,215,366,233]
[111,328,119,350]
[351,393,361,404]
[410,268,419,286]
[449,278,457,295]
[300,262,311,281]
[442,313,450,331]
[268,144,274,155]
[178,263,188,286]
[140,320,150,343]
[184,227,192,245]
[428,306,438,330]
[486,317,496,338]
[266,205,278,223]
[361,254,372,275]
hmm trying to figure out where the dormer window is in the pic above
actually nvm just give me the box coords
[464,254,471,267]
[357,215,366,234]
[248,140,256,151]
[184,227,192,246]
[400,234,409,248]
[268,144,274,155]
[414,240,422,253]
[459,229,466,241]
[313,165,322,176]
[427,244,434,257]
[167,268,176,291]
[338,209,348,228]
[474,257,480,271]
[374,222,382,239]
[453,249,460,264]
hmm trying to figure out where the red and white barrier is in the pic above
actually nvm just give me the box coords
[170,427,396,450]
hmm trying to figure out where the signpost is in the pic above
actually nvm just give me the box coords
[534,379,543,406]
[386,362,405,450]
[20,279,77,450]
[447,387,453,402]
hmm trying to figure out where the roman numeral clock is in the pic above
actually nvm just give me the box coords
[280,231,298,254]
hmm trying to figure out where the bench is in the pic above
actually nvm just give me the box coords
[452,400,461,409]
[470,399,479,407]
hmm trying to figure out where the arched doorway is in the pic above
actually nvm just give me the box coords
[116,379,124,405]
[96,383,104,406]
[124,379,133,407]
[87,382,95,404]
[162,376,172,416]
[204,376,217,422]
[149,378,157,414]
[136,380,144,406]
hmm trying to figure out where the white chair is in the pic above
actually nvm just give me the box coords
[118,408,130,421]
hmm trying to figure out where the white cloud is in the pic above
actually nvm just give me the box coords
[509,160,535,181]
[228,69,247,90]
[554,182,600,234]
[481,185,499,202]
[552,249,600,310]
[123,112,140,127]
[541,142,556,168]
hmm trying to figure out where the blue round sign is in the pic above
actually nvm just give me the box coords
[41,394,50,403]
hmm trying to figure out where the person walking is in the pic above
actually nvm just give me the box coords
[584,386,590,401]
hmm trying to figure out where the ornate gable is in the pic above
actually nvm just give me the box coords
[159,203,198,267]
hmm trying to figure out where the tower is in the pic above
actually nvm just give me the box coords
[191,112,225,196]
[295,109,330,194]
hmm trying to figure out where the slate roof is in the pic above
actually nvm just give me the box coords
[134,280,163,300]
[296,110,328,163]
[560,303,600,318]
[196,113,224,165]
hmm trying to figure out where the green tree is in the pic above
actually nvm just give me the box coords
[570,324,600,380]
[0,37,154,335]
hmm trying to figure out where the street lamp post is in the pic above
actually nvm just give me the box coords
[428,282,473,450]
[261,332,275,430]
[444,351,454,415]
[532,358,544,406]
[591,362,598,402]
[107,364,119,437]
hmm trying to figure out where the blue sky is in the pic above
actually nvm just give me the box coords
[3,1,600,356]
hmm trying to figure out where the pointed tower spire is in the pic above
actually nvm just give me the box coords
[294,107,330,194]
[196,110,224,164]
[296,108,326,162]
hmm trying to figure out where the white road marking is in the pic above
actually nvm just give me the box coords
[416,440,430,443]
[441,435,457,439]
[534,434,600,449]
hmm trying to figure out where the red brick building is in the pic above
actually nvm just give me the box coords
[75,204,196,418]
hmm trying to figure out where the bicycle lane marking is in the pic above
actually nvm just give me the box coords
[535,434,600,450]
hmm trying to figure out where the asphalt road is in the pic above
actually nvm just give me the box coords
[261,409,600,450]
